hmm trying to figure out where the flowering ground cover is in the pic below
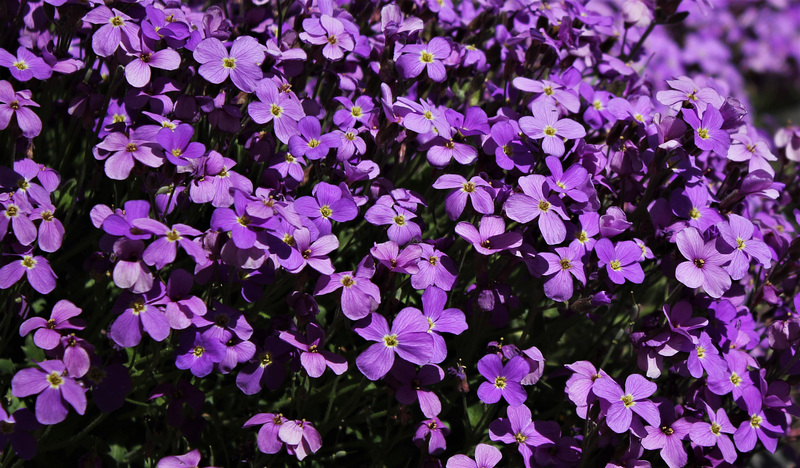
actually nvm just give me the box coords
[1,0,800,466]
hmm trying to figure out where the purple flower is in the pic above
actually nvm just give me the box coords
[519,102,585,157]
[686,332,726,378]
[565,361,610,419]
[111,238,154,294]
[294,182,358,235]
[109,288,171,348]
[592,374,660,436]
[513,77,581,113]
[0,407,39,460]
[656,76,722,112]
[640,401,691,468]
[300,15,355,61]
[315,270,381,320]
[683,107,731,155]
[669,185,724,232]
[538,246,585,302]
[727,132,777,175]
[11,360,86,425]
[156,449,217,468]
[595,239,645,285]
[193,36,265,92]
[396,37,452,82]
[504,174,569,245]
[411,244,457,291]
[279,419,322,461]
[733,389,780,454]
[0,197,36,246]
[30,203,64,253]
[420,286,467,363]
[288,116,340,160]
[489,404,553,468]
[279,323,348,378]
[93,131,163,180]
[716,213,773,280]
[690,401,737,464]
[0,47,51,81]
[392,362,444,418]
[456,215,522,255]
[175,330,226,378]
[674,227,731,298]
[544,156,590,203]
[0,80,41,138]
[83,6,139,57]
[290,229,339,275]
[156,124,206,167]
[135,219,207,270]
[236,337,290,394]
[414,417,449,455]
[364,202,422,245]
[244,413,287,454]
[432,174,494,220]
[0,253,56,294]
[248,79,304,144]
[370,241,421,274]
[333,95,375,128]
[19,299,84,350]
[354,309,433,380]
[446,443,502,468]
[124,41,181,89]
[477,354,529,406]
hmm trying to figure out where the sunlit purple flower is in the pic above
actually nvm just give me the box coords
[354,309,433,380]
[489,404,553,468]
[11,360,86,425]
[690,401,737,463]
[456,216,522,255]
[538,246,585,302]
[396,37,451,82]
[294,182,358,235]
[683,107,731,155]
[477,354,528,406]
[193,36,265,92]
[248,79,304,144]
[175,330,225,378]
[641,401,691,468]
[83,6,139,57]
[0,252,56,294]
[93,131,163,180]
[504,174,568,245]
[592,374,660,436]
[716,213,773,280]
[411,244,457,291]
[279,419,322,461]
[0,47,51,81]
[733,389,780,454]
[432,174,494,220]
[300,15,355,61]
[109,288,170,348]
[315,270,381,320]
[595,239,645,284]
[0,80,42,138]
[519,102,585,157]
[244,413,287,454]
[674,227,731,298]
[414,417,449,455]
[19,299,84,350]
[288,116,340,160]
[446,443,502,468]
[124,41,181,89]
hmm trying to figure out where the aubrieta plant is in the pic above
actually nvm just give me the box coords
[0,0,799,466]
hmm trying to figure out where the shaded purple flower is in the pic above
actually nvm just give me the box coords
[175,330,226,378]
[477,354,528,406]
[193,36,265,92]
[545,156,590,203]
[392,362,444,418]
[595,239,645,285]
[670,185,723,232]
[593,374,660,436]
[414,417,449,455]
[19,299,84,350]
[0,47,51,81]
[456,215,522,255]
[675,227,731,298]
[135,218,207,270]
[280,323,348,378]
[446,443,502,468]
[0,407,39,460]
[0,80,41,138]
[396,37,451,82]
[716,213,772,280]
[157,449,217,468]
[236,337,290,394]
[489,404,553,468]
[156,124,205,167]
[11,360,86,425]
[519,102,585,157]
[354,309,433,380]
[504,174,568,245]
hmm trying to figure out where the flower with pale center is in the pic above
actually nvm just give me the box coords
[222,57,236,69]
[383,334,398,347]
[420,51,434,63]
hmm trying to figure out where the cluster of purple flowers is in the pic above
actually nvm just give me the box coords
[0,0,799,466]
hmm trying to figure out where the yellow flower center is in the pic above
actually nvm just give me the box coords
[559,258,571,270]
[621,394,636,408]
[307,139,321,148]
[576,231,588,243]
[750,414,762,428]
[736,238,745,250]
[270,104,283,117]
[193,346,205,357]
[383,334,399,347]
[710,422,721,435]
[283,234,295,246]
[593,100,603,110]
[696,346,705,358]
[429,256,438,265]
[698,128,709,140]
[515,432,527,443]
[610,260,622,271]
[538,200,550,212]
[237,215,251,226]
[694,258,705,268]
[285,153,296,163]
[126,143,137,152]
[319,205,332,218]
[340,275,356,287]
[47,371,64,388]
[543,86,554,96]
[494,376,507,389]
[393,215,406,226]
[260,352,272,366]
[166,229,181,242]
[222,57,236,69]
[689,207,701,219]
[351,106,363,117]
[424,110,434,120]
[110,16,124,27]
[543,125,557,136]
[21,256,36,269]
[730,372,742,386]
[113,114,126,123]
[171,148,183,158]
[5,205,18,217]
[13,61,27,70]
[420,51,434,63]
[327,35,338,45]
[462,182,476,193]
[131,300,146,314]
[661,426,674,435]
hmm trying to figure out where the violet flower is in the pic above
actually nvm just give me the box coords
[640,401,691,468]
[674,227,731,299]
[299,15,355,61]
[0,80,42,138]
[279,323,348,378]
[733,389,780,454]
[124,41,181,89]
[396,37,452,82]
[715,213,773,280]
[279,419,322,461]
[519,101,585,157]
[11,360,86,425]
[193,36,265,92]
[456,215,522,255]
[411,244,457,291]
[683,107,731,155]
[288,116,340,160]
[592,374,660,437]
[414,417,449,455]
[538,246,585,302]
[0,252,56,294]
[504,174,569,245]
[477,354,529,406]
[0,408,39,460]
[446,443,502,468]
[420,286,467,364]
[82,6,139,57]
[489,404,553,468]
[294,182,358,235]
[175,330,226,378]
[354,309,433,380]
[156,124,206,167]
[315,270,381,320]
[19,299,84,350]
[248,79,304,144]
[595,239,645,285]
[364,202,422,245]
[93,131,163,181]
[690,401,737,463]
[243,413,287,454]
[432,174,494,220]
[0,47,51,81]
[109,288,171,348]
[392,362,444,418]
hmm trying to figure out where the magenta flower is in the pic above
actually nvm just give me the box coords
[0,80,42,138]
[0,47,51,81]
[279,323,348,378]
[669,185,723,232]
[299,15,355,61]
[595,239,645,284]
[504,174,569,245]
[411,244,457,291]
[682,107,731,155]
[640,401,691,468]
[156,124,206,167]
[11,360,86,425]
[30,203,64,253]
[544,156,590,202]
[109,289,171,348]
[280,419,323,461]
[315,270,381,320]
[364,202,422,245]
[156,449,217,468]
[690,401,737,464]
[519,102,585,157]
[592,374,660,436]
[733,390,780,454]
[0,253,56,294]
[456,215,522,255]
[565,361,610,419]
[538,246,585,302]
[243,413,287,454]
[446,443,502,468]
[175,331,225,378]
[19,300,84,350]
[134,219,207,270]
[354,309,433,380]
[294,182,358,235]
[370,241,421,274]
[477,354,529,406]
[288,116,340,160]
[83,6,139,57]
[414,417,449,455]
[432,174,494,220]
[193,36,265,92]
[333,95,375,128]
[396,37,452,82]
[674,227,731,298]
[420,286,467,364]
